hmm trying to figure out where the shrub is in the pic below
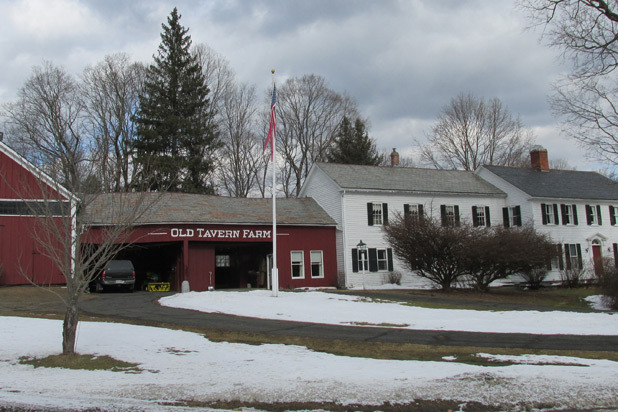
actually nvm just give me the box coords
[384,271,402,285]
[559,267,587,288]
[520,267,549,290]
[597,259,618,310]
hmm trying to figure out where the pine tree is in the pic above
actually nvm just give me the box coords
[327,117,382,165]
[134,8,218,193]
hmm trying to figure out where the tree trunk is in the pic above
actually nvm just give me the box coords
[62,304,79,355]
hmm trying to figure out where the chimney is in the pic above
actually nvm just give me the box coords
[390,148,399,167]
[530,145,549,172]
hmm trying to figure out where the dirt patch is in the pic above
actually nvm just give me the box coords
[0,285,96,318]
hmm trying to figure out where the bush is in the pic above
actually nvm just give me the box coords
[560,267,587,288]
[520,267,549,290]
[597,259,618,310]
[384,271,402,285]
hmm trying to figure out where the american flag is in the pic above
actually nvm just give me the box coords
[263,84,276,161]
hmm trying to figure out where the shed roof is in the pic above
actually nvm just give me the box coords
[312,162,505,196]
[482,165,618,201]
[83,192,336,226]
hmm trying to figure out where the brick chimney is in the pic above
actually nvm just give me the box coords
[390,148,399,167]
[530,145,549,172]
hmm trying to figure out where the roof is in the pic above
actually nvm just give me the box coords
[82,192,336,226]
[311,162,505,196]
[482,165,618,201]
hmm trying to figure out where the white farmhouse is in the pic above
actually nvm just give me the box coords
[476,146,618,280]
[299,151,506,288]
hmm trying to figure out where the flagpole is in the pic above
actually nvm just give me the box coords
[270,69,279,297]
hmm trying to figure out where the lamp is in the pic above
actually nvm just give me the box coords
[357,240,367,290]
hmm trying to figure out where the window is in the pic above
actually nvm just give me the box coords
[541,203,558,225]
[291,251,304,279]
[310,251,323,278]
[586,205,602,225]
[550,245,564,270]
[367,202,388,226]
[472,206,490,227]
[440,205,459,227]
[215,255,230,267]
[377,249,388,271]
[404,204,423,222]
[561,204,578,226]
[564,244,582,270]
[503,206,522,227]
[0,200,69,217]
[610,206,618,226]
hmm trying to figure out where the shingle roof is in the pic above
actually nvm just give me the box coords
[314,162,505,196]
[83,192,336,226]
[482,165,618,201]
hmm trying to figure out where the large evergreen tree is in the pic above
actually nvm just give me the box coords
[134,8,218,193]
[327,116,382,165]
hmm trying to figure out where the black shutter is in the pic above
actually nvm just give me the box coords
[367,203,374,226]
[576,244,583,269]
[387,248,393,271]
[383,203,388,225]
[610,206,616,226]
[440,205,447,226]
[553,204,560,225]
[557,244,564,270]
[514,206,522,226]
[565,244,571,270]
[454,205,460,226]
[368,248,378,272]
[503,207,510,228]
[472,206,479,227]
[597,205,602,225]
[404,204,410,217]
[614,243,618,268]
[586,205,592,225]
[573,205,578,225]
[485,206,491,227]
[351,248,358,273]
[541,203,547,225]
[418,204,424,220]
[561,204,567,225]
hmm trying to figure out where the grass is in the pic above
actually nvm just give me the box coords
[19,353,143,373]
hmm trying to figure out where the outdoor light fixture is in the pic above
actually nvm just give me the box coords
[357,240,367,290]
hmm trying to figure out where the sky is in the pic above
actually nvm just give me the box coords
[2,291,618,411]
[0,0,598,170]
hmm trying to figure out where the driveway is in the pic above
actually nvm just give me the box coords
[78,290,618,352]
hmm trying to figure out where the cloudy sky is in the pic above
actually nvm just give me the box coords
[0,0,596,170]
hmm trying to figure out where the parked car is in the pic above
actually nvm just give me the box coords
[89,260,135,293]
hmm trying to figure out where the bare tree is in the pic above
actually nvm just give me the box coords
[81,53,145,191]
[1,62,162,355]
[216,83,267,197]
[2,61,86,187]
[420,93,534,171]
[276,74,359,197]
[519,0,618,167]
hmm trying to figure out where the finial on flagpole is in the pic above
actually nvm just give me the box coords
[271,69,275,74]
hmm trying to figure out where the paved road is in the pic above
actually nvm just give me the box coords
[78,291,618,352]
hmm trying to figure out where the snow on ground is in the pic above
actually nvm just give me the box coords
[2,291,618,411]
[1,316,618,412]
[159,290,618,335]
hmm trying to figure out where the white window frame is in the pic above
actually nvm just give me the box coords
[590,206,600,225]
[377,248,388,272]
[372,203,384,226]
[291,251,305,279]
[444,205,456,226]
[408,204,420,222]
[564,204,574,225]
[509,206,520,227]
[545,204,557,225]
[475,205,486,227]
[310,250,324,278]
[567,244,580,270]
[612,206,618,226]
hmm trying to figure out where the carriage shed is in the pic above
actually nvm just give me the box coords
[82,192,338,291]
[0,140,71,286]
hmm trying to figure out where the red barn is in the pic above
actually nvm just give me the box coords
[82,193,338,291]
[0,140,71,286]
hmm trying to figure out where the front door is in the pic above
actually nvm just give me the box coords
[592,244,603,275]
